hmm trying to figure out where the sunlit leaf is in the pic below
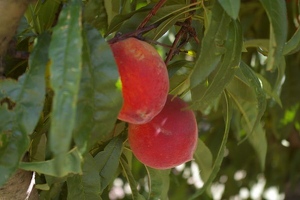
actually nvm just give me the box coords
[0,33,49,186]
[280,104,299,126]
[48,0,82,175]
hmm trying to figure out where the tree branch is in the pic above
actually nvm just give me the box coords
[0,0,32,56]
[136,0,167,30]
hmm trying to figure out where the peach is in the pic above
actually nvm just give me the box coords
[110,37,169,124]
[128,95,198,169]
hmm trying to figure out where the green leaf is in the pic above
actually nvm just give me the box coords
[105,6,151,36]
[259,0,288,71]
[67,153,101,200]
[19,148,82,177]
[191,20,242,110]
[283,25,300,55]
[241,102,267,170]
[190,1,232,89]
[111,4,193,37]
[168,60,194,78]
[256,74,282,106]
[230,98,267,170]
[25,0,61,33]
[239,62,266,135]
[169,73,191,96]
[120,156,146,200]
[218,0,240,20]
[274,56,286,99]
[225,72,257,103]
[48,0,82,174]
[144,11,183,41]
[189,92,232,199]
[168,61,194,96]
[0,33,49,186]
[30,133,47,162]
[146,167,170,200]
[149,4,190,25]
[194,139,213,183]
[244,39,269,53]
[94,135,125,193]
[84,0,108,36]
[226,66,267,169]
[38,176,68,199]
[73,25,122,153]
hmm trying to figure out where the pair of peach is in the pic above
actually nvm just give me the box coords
[110,38,198,169]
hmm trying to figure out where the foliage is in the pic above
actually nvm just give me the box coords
[1,0,300,199]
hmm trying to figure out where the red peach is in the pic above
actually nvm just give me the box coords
[110,38,169,124]
[128,95,198,169]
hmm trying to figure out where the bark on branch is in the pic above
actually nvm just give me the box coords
[0,0,32,56]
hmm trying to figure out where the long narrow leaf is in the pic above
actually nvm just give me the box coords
[189,91,232,199]
[67,153,101,200]
[145,167,170,199]
[73,25,122,154]
[48,0,82,175]
[194,139,213,183]
[120,156,145,200]
[0,33,49,186]
[191,20,242,110]
[84,0,108,35]
[240,62,266,136]
[218,0,240,19]
[259,0,288,71]
[283,26,300,55]
[190,1,232,88]
[94,135,125,193]
[19,148,82,177]
[226,69,267,169]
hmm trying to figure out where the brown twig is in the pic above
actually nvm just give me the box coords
[108,23,160,44]
[145,39,173,49]
[164,0,199,65]
[165,25,188,65]
[137,0,167,30]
